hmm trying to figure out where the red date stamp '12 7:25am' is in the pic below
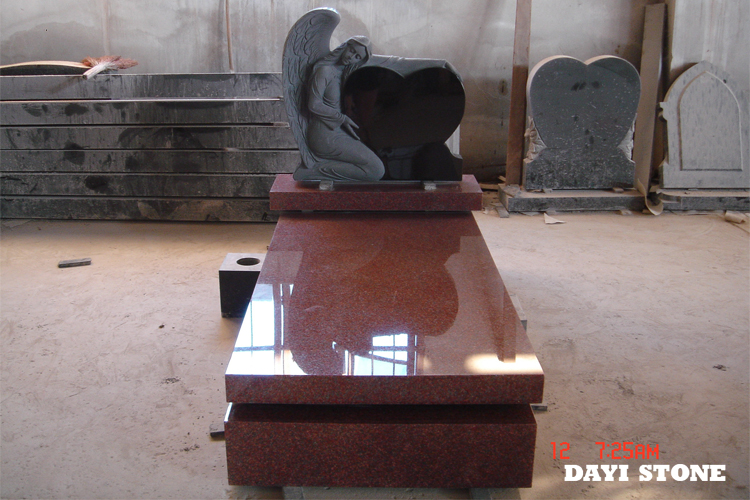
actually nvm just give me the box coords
[551,441,659,460]
[551,442,727,482]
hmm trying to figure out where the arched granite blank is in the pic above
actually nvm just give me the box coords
[660,61,749,189]
[522,55,641,190]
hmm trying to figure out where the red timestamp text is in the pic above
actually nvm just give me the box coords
[596,442,659,460]
[551,442,571,459]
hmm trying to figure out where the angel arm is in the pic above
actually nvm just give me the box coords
[307,66,348,130]
[365,54,460,80]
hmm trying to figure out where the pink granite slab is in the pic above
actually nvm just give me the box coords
[269,174,483,211]
[225,403,536,488]
[225,211,544,405]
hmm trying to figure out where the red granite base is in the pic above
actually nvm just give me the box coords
[269,174,483,212]
[225,403,537,488]
[225,174,543,488]
[225,212,544,406]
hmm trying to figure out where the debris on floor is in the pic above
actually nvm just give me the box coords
[57,258,92,268]
[209,422,225,440]
[724,211,747,224]
[493,204,510,218]
[544,213,566,225]
[2,219,30,228]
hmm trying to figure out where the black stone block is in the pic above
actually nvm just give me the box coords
[219,253,265,318]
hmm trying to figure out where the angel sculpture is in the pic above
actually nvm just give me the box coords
[283,8,465,182]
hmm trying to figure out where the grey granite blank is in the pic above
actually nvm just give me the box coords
[660,61,749,189]
[523,56,641,190]
[499,185,645,213]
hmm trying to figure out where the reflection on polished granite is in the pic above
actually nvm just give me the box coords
[225,211,544,405]
[269,173,483,212]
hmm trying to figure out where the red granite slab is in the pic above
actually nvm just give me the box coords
[225,403,536,488]
[225,211,544,405]
[269,173,483,211]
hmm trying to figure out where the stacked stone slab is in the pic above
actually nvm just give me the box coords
[0,73,299,221]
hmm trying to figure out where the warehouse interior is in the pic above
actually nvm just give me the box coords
[1,0,749,499]
[1,212,748,499]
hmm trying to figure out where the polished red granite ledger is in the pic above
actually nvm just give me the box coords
[225,175,544,488]
[269,174,483,212]
[225,403,536,488]
[225,212,544,405]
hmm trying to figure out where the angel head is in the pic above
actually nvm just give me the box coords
[338,36,371,67]
[318,36,372,71]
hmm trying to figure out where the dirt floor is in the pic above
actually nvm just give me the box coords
[1,210,748,500]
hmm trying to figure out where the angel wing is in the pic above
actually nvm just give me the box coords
[282,8,340,169]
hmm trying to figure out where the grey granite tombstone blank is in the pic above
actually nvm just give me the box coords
[660,61,749,189]
[523,56,641,190]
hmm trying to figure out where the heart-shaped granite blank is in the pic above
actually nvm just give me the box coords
[524,55,641,189]
[343,66,465,180]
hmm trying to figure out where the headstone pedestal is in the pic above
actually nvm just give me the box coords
[224,174,544,488]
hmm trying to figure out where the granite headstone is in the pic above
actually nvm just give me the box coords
[523,55,641,190]
[660,61,749,189]
[282,8,464,183]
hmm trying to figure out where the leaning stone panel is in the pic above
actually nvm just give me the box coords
[660,61,749,189]
[523,56,641,190]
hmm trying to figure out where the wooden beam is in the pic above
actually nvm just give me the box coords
[633,3,667,196]
[505,0,533,185]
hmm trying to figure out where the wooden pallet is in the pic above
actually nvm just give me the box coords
[0,73,300,221]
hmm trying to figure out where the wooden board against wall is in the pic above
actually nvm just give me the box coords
[0,73,298,221]
[633,3,666,197]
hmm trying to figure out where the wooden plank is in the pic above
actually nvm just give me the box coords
[505,0,533,185]
[1,173,276,198]
[0,150,299,174]
[0,196,278,222]
[0,73,283,101]
[0,99,287,126]
[1,125,296,150]
[633,4,667,196]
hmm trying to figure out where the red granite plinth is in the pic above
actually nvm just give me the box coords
[269,174,483,212]
[225,175,544,488]
[225,212,544,405]
[225,403,536,488]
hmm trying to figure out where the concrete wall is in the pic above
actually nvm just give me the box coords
[666,0,749,91]
[2,0,747,181]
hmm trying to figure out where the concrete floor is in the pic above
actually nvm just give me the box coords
[1,211,748,500]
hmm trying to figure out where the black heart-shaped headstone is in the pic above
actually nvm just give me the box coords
[343,66,465,180]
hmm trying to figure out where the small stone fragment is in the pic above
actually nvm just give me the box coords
[58,258,92,268]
